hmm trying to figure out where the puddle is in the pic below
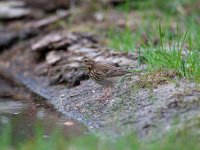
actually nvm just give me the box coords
[0,75,86,145]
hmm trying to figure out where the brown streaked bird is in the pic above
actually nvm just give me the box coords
[82,57,130,101]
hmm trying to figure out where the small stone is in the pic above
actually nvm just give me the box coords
[60,94,65,98]
[94,12,104,22]
[64,121,74,126]
[80,109,86,113]
[13,112,20,115]
[46,51,61,65]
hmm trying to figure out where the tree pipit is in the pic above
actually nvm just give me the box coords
[82,57,131,101]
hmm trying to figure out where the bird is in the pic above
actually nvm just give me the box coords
[82,57,131,101]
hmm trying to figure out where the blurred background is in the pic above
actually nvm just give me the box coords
[0,0,199,52]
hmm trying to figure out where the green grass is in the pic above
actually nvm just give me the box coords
[107,27,141,52]
[143,21,200,82]
[143,46,200,81]
[108,21,200,81]
[107,0,200,82]
[115,0,199,16]
[0,125,12,150]
[108,0,200,50]
[0,123,200,150]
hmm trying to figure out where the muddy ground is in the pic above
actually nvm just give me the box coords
[1,0,200,139]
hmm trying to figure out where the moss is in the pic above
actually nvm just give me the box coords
[135,70,178,89]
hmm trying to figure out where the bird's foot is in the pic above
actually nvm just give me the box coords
[97,95,108,102]
[97,86,112,102]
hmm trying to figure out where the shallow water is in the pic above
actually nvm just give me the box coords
[0,75,86,145]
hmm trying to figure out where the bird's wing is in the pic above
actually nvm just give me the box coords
[106,68,129,77]
[97,63,129,77]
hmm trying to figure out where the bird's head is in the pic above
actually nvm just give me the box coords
[82,57,95,69]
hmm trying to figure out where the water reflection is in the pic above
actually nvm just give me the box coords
[0,74,86,145]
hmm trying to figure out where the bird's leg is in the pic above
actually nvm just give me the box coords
[105,86,112,97]
[98,86,112,101]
